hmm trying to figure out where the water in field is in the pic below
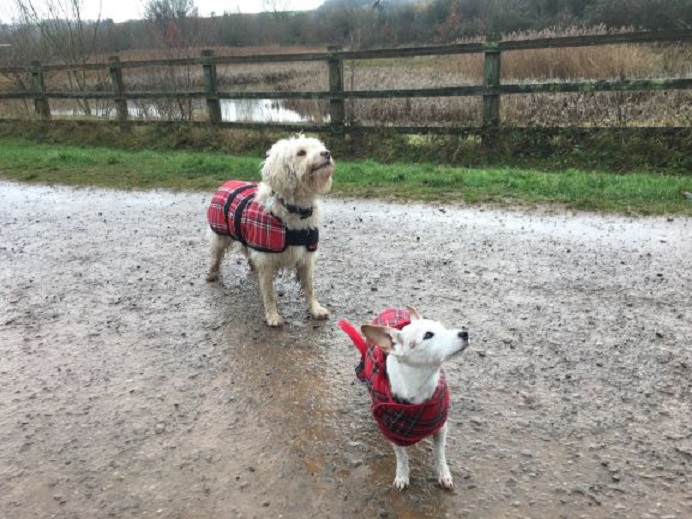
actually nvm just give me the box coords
[220,98,329,123]
[50,98,329,123]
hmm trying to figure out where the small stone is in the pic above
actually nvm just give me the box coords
[350,459,363,468]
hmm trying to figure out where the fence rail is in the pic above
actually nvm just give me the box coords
[1,29,691,141]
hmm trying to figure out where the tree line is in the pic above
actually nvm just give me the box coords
[0,0,690,63]
[99,0,692,52]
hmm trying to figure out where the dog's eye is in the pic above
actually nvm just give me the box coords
[424,332,434,340]
[297,149,306,157]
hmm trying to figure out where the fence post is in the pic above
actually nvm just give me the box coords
[202,50,222,123]
[327,46,345,138]
[30,60,50,119]
[482,41,501,147]
[108,56,129,127]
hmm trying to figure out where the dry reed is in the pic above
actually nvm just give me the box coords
[1,27,690,127]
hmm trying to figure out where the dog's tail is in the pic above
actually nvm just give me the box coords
[338,319,368,357]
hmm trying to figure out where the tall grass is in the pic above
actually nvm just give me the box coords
[344,27,692,127]
[1,27,690,127]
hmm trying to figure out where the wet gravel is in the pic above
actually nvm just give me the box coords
[1,180,691,519]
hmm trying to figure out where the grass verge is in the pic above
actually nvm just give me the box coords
[0,136,690,215]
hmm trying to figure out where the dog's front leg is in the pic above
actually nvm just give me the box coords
[392,444,410,490]
[433,423,453,489]
[258,267,283,327]
[296,258,329,320]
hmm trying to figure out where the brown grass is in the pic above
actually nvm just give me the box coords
[115,45,328,62]
[341,26,692,127]
[1,27,690,127]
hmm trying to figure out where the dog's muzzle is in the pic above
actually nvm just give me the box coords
[458,329,470,352]
[312,153,333,175]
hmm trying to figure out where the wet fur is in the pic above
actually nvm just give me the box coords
[361,306,470,490]
[206,135,334,327]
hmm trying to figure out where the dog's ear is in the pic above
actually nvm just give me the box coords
[361,325,402,353]
[261,139,299,192]
[405,305,422,321]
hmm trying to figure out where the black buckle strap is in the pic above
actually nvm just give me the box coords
[223,184,255,227]
[279,198,313,219]
[284,228,319,249]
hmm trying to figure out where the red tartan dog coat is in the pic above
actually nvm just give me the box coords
[207,180,319,253]
[338,308,450,447]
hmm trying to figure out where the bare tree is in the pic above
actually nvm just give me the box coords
[262,0,294,18]
[12,0,104,115]
[143,0,201,120]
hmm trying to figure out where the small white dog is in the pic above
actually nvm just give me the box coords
[339,306,469,490]
[206,135,334,327]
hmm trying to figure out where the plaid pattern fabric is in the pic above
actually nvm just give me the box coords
[207,180,318,253]
[338,308,450,447]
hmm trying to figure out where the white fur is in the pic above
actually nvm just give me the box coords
[206,135,335,327]
[361,306,470,490]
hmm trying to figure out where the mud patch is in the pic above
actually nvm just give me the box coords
[1,181,690,519]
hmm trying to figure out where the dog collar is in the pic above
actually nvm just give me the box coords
[278,198,313,219]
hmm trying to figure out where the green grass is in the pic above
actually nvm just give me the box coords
[0,136,690,215]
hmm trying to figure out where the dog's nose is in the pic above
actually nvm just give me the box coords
[321,150,331,159]
[458,330,469,341]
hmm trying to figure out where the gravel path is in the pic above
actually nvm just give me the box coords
[1,181,690,519]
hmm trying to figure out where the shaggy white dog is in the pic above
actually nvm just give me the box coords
[206,135,334,327]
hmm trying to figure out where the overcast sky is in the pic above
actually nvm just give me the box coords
[3,0,327,24]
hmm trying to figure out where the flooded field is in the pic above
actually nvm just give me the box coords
[50,98,328,124]
[1,181,690,518]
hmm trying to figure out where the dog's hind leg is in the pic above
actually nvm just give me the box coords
[432,423,453,489]
[392,444,410,490]
[206,231,232,282]
[296,257,330,320]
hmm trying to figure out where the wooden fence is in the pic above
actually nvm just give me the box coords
[1,29,691,141]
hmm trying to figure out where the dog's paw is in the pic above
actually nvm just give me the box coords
[393,475,410,491]
[437,469,454,490]
[206,270,219,282]
[265,313,284,327]
[310,304,330,320]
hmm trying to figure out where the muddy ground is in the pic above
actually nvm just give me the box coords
[1,180,690,519]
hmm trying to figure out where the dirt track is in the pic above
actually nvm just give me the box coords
[1,180,691,519]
